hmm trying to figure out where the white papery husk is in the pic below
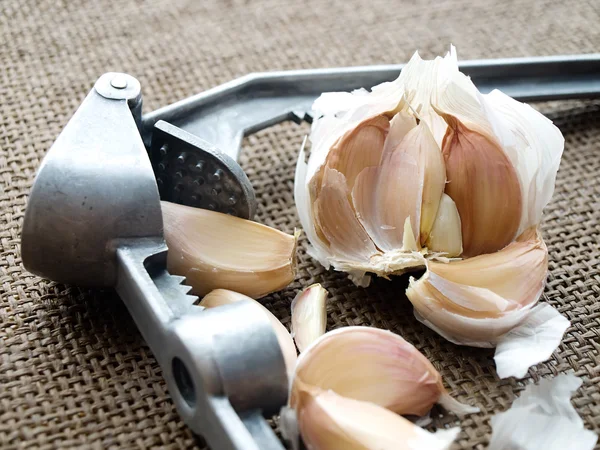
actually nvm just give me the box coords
[488,374,598,450]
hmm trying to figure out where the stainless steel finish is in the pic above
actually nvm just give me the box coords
[21,72,157,287]
[21,54,600,449]
[150,121,256,219]
[116,239,287,449]
[21,74,287,450]
[142,53,600,160]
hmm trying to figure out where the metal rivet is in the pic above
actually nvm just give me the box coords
[190,195,198,202]
[110,74,128,89]
[174,184,183,192]
[227,208,237,215]
[157,178,164,186]
[175,171,183,179]
[208,203,217,211]
[195,160,205,171]
[212,169,223,181]
[159,145,168,156]
[177,153,186,164]
[194,177,205,186]
[228,195,237,205]
[158,162,166,171]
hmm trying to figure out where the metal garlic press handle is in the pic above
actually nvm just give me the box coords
[142,53,600,160]
[21,74,287,450]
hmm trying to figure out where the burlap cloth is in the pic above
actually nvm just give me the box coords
[1,0,599,448]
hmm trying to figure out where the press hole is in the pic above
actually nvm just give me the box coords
[172,357,196,407]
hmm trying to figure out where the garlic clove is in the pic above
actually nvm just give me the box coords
[291,326,475,417]
[295,383,460,450]
[291,284,328,352]
[441,117,523,256]
[425,193,462,256]
[162,201,297,298]
[200,289,298,375]
[352,150,421,252]
[352,120,445,251]
[313,168,378,262]
[429,228,547,311]
[380,111,417,163]
[321,114,390,191]
[407,230,548,346]
[401,122,446,245]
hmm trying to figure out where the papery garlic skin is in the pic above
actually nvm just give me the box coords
[200,289,298,375]
[488,374,597,450]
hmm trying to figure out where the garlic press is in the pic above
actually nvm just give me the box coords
[20,54,600,450]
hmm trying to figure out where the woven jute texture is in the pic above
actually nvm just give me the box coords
[2,0,600,448]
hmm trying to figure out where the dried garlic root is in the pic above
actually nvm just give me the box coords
[294,46,569,373]
[200,289,298,375]
[162,201,298,298]
[285,326,474,449]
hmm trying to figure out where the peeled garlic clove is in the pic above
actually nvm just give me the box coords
[291,284,328,352]
[296,384,460,450]
[200,289,298,375]
[407,229,548,346]
[291,326,475,416]
[441,117,523,256]
[425,193,462,256]
[162,201,297,298]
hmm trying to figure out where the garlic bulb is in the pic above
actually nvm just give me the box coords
[290,327,477,417]
[200,289,298,375]
[294,47,568,367]
[162,201,297,298]
[291,283,328,352]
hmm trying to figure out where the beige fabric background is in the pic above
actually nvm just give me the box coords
[1,0,600,448]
